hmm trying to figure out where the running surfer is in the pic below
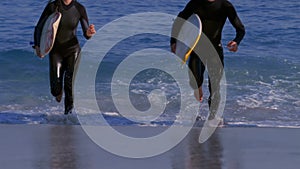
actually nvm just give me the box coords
[171,0,245,122]
[33,0,96,114]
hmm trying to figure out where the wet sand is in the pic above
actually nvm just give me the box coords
[0,124,300,169]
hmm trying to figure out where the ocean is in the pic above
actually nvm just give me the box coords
[0,0,299,127]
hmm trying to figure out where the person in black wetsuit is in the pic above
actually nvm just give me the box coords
[33,0,96,114]
[171,0,245,120]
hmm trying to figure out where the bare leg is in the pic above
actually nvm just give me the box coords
[194,86,203,102]
[55,91,63,103]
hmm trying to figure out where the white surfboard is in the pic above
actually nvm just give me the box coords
[175,14,202,64]
[39,11,61,58]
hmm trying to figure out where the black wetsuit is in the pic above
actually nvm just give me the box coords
[171,0,245,117]
[34,0,91,114]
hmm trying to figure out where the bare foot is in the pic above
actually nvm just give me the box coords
[194,87,203,102]
[55,91,63,103]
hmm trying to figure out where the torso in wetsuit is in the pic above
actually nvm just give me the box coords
[171,0,245,46]
[34,0,90,49]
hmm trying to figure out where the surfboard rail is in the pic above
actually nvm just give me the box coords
[39,11,62,58]
[175,14,202,65]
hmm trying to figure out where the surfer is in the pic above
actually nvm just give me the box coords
[170,0,245,120]
[33,0,96,114]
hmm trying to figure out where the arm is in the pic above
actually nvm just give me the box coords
[170,0,197,52]
[33,3,56,57]
[77,3,95,39]
[34,3,55,48]
[225,0,245,52]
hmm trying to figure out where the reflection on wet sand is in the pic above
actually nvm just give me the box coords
[50,126,79,169]
[171,128,223,169]
[32,125,102,169]
[33,126,225,169]
[2,125,300,169]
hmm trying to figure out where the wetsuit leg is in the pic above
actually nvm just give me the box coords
[49,51,64,98]
[188,44,224,120]
[188,51,206,89]
[207,45,224,119]
[63,47,80,114]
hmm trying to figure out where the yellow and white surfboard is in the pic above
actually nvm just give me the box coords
[175,14,202,65]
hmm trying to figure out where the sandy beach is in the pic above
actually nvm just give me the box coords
[0,124,300,169]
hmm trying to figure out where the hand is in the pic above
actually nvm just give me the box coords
[34,46,43,58]
[170,43,176,53]
[86,24,96,38]
[227,41,238,52]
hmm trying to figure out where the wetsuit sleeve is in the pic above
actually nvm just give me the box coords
[170,0,197,44]
[77,3,91,40]
[34,3,55,47]
[225,0,245,45]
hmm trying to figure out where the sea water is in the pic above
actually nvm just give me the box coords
[0,0,299,127]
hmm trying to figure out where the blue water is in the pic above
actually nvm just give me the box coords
[0,0,299,127]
